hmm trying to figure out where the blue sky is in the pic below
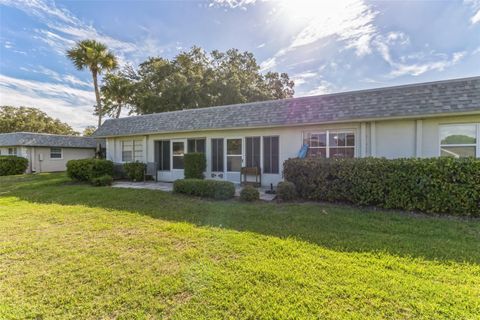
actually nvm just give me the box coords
[0,0,479,131]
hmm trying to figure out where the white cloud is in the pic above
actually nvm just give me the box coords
[0,74,96,130]
[306,80,334,96]
[465,0,480,24]
[389,51,466,77]
[209,0,258,9]
[291,71,318,86]
[260,0,378,72]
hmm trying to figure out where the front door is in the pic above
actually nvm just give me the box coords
[226,138,243,184]
[155,140,171,181]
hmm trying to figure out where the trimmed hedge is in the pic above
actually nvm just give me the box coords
[240,185,260,201]
[184,153,206,179]
[173,179,235,200]
[124,162,146,181]
[66,159,114,182]
[276,181,297,201]
[0,156,28,176]
[284,157,480,216]
[90,174,113,186]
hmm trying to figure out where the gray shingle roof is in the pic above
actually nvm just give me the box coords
[0,132,102,148]
[94,76,480,138]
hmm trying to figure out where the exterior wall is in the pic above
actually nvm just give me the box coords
[105,113,480,186]
[27,147,94,173]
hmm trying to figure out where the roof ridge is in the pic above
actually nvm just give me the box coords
[8,132,97,139]
[101,76,480,124]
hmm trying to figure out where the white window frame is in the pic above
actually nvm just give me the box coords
[305,129,356,158]
[226,137,243,173]
[49,147,63,159]
[438,123,480,158]
[171,139,186,171]
[121,140,144,163]
[8,147,17,156]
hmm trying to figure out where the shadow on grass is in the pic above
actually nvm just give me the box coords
[2,173,480,264]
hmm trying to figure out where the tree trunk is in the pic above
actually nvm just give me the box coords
[116,101,122,118]
[92,71,102,128]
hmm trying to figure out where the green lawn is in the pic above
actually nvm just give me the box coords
[0,173,479,319]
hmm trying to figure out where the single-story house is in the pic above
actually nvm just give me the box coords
[93,76,480,186]
[0,132,102,173]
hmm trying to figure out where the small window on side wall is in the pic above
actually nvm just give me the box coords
[8,147,17,156]
[50,148,62,159]
[440,124,478,158]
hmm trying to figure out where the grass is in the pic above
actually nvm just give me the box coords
[0,173,479,319]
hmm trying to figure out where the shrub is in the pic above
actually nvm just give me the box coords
[124,161,146,181]
[66,159,114,182]
[173,179,235,200]
[283,157,480,216]
[276,181,297,201]
[184,153,206,179]
[240,185,260,201]
[90,174,113,187]
[0,156,28,176]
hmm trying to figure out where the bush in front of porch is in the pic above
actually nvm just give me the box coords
[173,178,235,200]
[184,153,206,179]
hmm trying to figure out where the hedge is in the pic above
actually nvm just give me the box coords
[184,153,206,179]
[124,162,146,181]
[66,159,114,182]
[0,156,28,176]
[173,179,235,200]
[240,185,259,202]
[283,157,480,216]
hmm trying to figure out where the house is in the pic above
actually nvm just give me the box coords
[93,76,480,186]
[0,132,102,173]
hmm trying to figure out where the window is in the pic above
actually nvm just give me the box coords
[8,147,17,156]
[305,130,355,158]
[50,148,62,159]
[245,137,260,168]
[172,141,185,169]
[211,138,224,172]
[187,138,206,153]
[440,124,479,158]
[121,140,143,162]
[155,140,170,171]
[263,136,279,174]
[227,138,242,172]
[121,141,133,162]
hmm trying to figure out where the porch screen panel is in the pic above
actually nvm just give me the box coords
[155,141,170,171]
[172,142,185,169]
[188,138,206,153]
[211,138,224,172]
[245,137,261,168]
[263,136,279,174]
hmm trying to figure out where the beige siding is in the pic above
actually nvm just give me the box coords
[30,147,95,173]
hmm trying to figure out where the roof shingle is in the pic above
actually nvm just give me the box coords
[0,132,101,148]
[93,76,480,138]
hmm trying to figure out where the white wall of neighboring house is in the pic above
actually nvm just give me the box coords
[105,114,480,186]
[1,146,95,173]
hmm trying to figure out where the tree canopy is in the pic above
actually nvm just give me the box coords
[0,106,78,135]
[116,47,294,115]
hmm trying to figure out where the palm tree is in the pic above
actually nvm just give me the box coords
[67,40,118,128]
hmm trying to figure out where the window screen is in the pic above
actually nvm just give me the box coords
[263,136,279,174]
[245,137,260,168]
[211,138,224,172]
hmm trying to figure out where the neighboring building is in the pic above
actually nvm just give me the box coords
[94,76,480,186]
[0,132,101,173]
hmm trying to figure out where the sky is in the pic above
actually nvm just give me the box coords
[0,0,479,131]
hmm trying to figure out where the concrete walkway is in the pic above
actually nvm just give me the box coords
[112,180,276,201]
